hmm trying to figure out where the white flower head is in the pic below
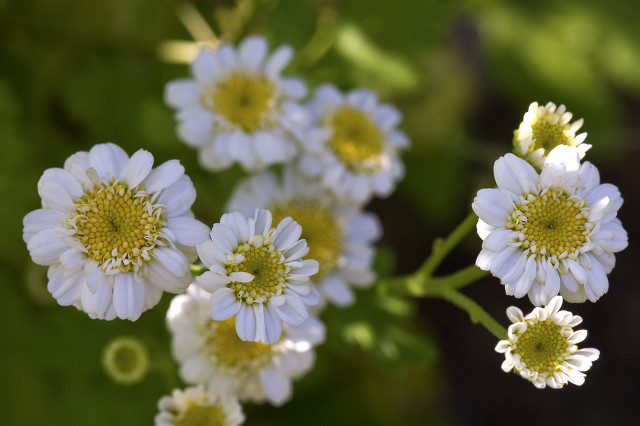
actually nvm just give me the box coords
[155,385,244,426]
[473,145,628,306]
[496,296,600,389]
[167,285,325,406]
[196,208,320,344]
[164,35,308,172]
[226,167,382,308]
[296,83,410,205]
[23,143,210,321]
[514,101,590,170]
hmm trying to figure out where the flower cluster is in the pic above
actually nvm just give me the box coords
[23,34,409,425]
[475,102,627,388]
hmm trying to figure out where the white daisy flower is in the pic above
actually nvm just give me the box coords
[164,35,307,172]
[297,83,409,205]
[196,208,320,344]
[155,385,244,426]
[473,145,628,305]
[167,285,325,406]
[495,296,600,389]
[514,101,590,170]
[23,143,210,321]
[226,167,382,307]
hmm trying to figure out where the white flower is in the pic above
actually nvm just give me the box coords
[226,167,382,308]
[495,296,600,389]
[514,101,590,170]
[167,285,325,406]
[296,83,409,205]
[473,145,628,305]
[196,208,320,344]
[23,143,210,321]
[164,35,307,172]
[155,385,244,426]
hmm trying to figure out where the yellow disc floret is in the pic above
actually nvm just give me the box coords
[226,241,289,304]
[68,180,165,273]
[508,189,590,263]
[511,320,573,376]
[213,72,276,133]
[271,200,342,279]
[328,106,383,172]
[207,317,275,370]
[175,403,227,426]
[530,118,570,155]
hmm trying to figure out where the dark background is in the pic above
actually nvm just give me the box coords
[1,0,638,425]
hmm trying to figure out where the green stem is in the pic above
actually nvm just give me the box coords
[419,212,478,277]
[190,264,206,276]
[434,288,507,340]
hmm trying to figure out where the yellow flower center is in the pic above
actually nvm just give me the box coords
[271,200,342,279]
[530,118,570,155]
[175,404,227,426]
[212,72,275,133]
[207,317,275,369]
[508,189,590,262]
[328,106,383,172]
[226,241,289,304]
[69,181,165,273]
[511,320,572,376]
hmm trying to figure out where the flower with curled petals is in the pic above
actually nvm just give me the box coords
[164,35,307,172]
[196,208,319,344]
[226,167,381,308]
[167,285,325,406]
[23,143,210,320]
[473,145,627,306]
[155,385,244,426]
[496,296,600,389]
[296,83,409,205]
[513,101,590,170]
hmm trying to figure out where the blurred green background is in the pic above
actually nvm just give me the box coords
[1,0,639,425]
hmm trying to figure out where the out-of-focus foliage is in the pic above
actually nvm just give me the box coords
[2,0,639,425]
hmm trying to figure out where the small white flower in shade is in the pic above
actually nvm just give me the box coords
[226,167,382,308]
[296,83,409,205]
[164,35,308,172]
[472,145,628,306]
[513,101,590,170]
[22,143,210,321]
[154,385,244,426]
[167,285,325,406]
[495,296,600,389]
[196,208,320,344]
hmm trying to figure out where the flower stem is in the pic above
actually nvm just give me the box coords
[378,211,506,339]
[433,288,507,340]
[419,211,478,277]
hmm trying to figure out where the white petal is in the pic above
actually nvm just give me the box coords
[27,228,68,265]
[23,209,66,244]
[191,49,220,83]
[320,275,355,307]
[263,303,283,345]
[166,217,210,246]
[113,273,145,321]
[259,368,291,406]
[264,45,293,78]
[143,160,184,193]
[493,154,538,195]
[88,143,129,181]
[472,189,513,227]
[239,35,268,71]
[118,149,154,188]
[154,247,190,277]
[273,217,302,251]
[146,261,190,294]
[275,295,308,326]
[236,303,260,342]
[164,79,200,108]
[158,175,196,217]
[195,270,231,292]
[209,288,241,320]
